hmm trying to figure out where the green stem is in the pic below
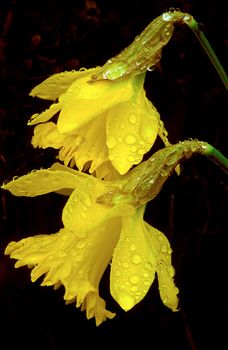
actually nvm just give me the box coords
[202,144,228,174]
[186,18,228,90]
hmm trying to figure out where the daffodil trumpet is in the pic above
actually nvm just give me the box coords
[3,140,226,326]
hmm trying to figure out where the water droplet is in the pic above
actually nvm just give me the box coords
[130,285,138,292]
[131,254,141,264]
[128,155,135,162]
[144,262,153,271]
[130,275,140,284]
[168,266,175,277]
[76,241,86,249]
[117,137,123,143]
[115,271,121,277]
[143,272,149,278]
[124,135,136,145]
[120,123,125,129]
[161,244,168,253]
[122,261,129,269]
[82,195,92,207]
[129,244,136,252]
[144,280,150,287]
[129,114,137,124]
[131,146,137,152]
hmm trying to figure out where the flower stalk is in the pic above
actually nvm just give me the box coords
[186,17,228,90]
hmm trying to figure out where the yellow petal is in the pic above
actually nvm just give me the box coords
[58,113,108,172]
[106,89,159,175]
[57,75,134,133]
[29,68,99,100]
[2,168,90,197]
[110,206,157,311]
[28,102,62,125]
[145,223,179,311]
[62,176,134,234]
[5,220,120,326]
[31,122,66,149]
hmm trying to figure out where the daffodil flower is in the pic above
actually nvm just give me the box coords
[29,70,166,179]
[27,9,193,179]
[3,140,209,325]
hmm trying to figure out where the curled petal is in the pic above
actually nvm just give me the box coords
[5,222,120,326]
[57,76,134,133]
[110,206,157,311]
[62,179,134,234]
[31,122,66,149]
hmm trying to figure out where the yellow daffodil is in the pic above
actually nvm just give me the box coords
[29,68,168,179]
[3,140,209,325]
[27,9,194,179]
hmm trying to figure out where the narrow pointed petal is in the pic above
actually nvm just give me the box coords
[2,168,90,197]
[29,68,99,100]
[145,223,179,311]
[28,102,62,125]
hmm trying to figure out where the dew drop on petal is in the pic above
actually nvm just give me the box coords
[144,262,153,271]
[131,146,137,152]
[131,254,141,264]
[128,155,135,162]
[168,265,175,277]
[82,195,92,207]
[124,135,136,145]
[129,244,136,252]
[122,261,129,269]
[129,114,137,124]
[130,275,140,284]
[143,280,150,287]
[76,240,86,249]
[160,244,168,253]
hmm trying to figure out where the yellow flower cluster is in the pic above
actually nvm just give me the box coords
[3,9,196,325]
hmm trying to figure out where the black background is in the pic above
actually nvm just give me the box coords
[0,1,227,349]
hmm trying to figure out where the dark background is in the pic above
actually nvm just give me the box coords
[0,1,227,349]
